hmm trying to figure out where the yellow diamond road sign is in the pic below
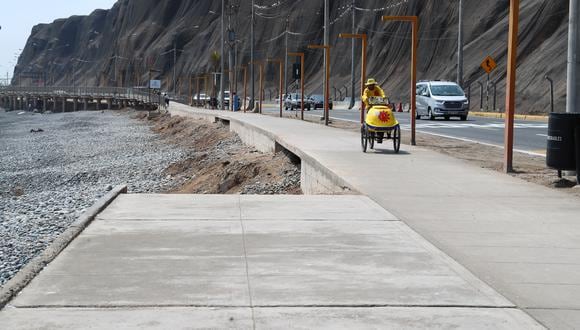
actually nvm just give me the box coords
[481,56,497,74]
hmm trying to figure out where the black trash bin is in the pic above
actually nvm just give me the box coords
[546,113,580,183]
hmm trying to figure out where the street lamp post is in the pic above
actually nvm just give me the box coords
[288,52,305,120]
[339,33,367,123]
[267,58,284,118]
[381,16,418,146]
[308,44,331,126]
[250,61,264,113]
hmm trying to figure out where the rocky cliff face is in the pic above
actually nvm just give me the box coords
[15,0,569,114]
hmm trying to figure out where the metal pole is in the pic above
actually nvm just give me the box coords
[361,35,367,124]
[250,0,256,112]
[189,74,193,105]
[220,0,225,110]
[259,63,264,113]
[279,61,283,117]
[173,41,177,95]
[350,0,356,109]
[457,0,464,87]
[284,15,289,98]
[504,0,520,173]
[486,73,490,111]
[567,0,579,113]
[477,81,484,110]
[411,18,418,145]
[323,0,329,123]
[545,75,554,113]
[243,66,247,112]
[300,54,305,120]
[325,47,330,126]
[492,81,497,112]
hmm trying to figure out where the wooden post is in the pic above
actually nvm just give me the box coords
[504,0,520,173]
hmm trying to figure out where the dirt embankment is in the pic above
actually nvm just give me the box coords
[134,112,302,195]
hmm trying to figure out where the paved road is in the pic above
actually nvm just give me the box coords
[263,107,548,155]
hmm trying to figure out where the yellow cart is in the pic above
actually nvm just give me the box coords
[361,97,401,153]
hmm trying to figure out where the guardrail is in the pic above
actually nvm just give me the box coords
[0,86,156,103]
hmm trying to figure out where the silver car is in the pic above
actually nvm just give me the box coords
[416,81,469,121]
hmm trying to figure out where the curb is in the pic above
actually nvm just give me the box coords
[0,185,127,309]
[470,111,548,122]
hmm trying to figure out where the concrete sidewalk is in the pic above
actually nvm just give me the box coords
[170,104,580,329]
[0,195,540,329]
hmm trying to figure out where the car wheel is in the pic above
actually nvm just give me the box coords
[415,112,421,120]
[428,108,435,121]
[444,116,450,121]
[460,115,467,121]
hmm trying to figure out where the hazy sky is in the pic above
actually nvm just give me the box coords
[0,0,117,79]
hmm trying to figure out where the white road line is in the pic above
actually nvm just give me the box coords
[536,134,548,137]
[323,115,547,157]
[401,129,546,157]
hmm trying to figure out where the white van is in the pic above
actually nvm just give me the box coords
[416,81,469,121]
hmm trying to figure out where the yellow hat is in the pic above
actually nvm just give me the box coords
[365,78,377,86]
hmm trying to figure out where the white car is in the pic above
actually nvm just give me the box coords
[416,81,469,121]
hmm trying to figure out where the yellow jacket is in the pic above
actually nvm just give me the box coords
[362,86,386,109]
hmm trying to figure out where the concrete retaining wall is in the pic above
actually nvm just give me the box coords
[171,106,356,195]
[230,120,280,154]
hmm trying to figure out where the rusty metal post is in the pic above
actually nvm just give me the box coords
[259,63,264,114]
[189,75,193,105]
[504,0,520,173]
[268,59,284,117]
[243,66,247,112]
[289,52,306,120]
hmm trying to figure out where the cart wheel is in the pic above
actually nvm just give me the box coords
[369,131,375,150]
[361,125,368,153]
[393,125,401,153]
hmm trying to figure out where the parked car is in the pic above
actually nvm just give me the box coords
[284,93,311,111]
[193,93,210,105]
[416,81,469,121]
[218,90,230,108]
[309,94,333,110]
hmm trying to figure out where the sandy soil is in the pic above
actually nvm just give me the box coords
[134,112,302,195]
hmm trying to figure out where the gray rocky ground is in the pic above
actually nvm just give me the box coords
[0,109,302,287]
[0,110,185,286]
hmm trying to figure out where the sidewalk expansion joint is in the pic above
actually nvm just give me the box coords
[11,304,520,309]
[238,196,257,330]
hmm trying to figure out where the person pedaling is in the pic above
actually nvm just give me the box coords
[362,78,388,143]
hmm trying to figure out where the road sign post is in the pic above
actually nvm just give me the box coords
[480,56,497,112]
